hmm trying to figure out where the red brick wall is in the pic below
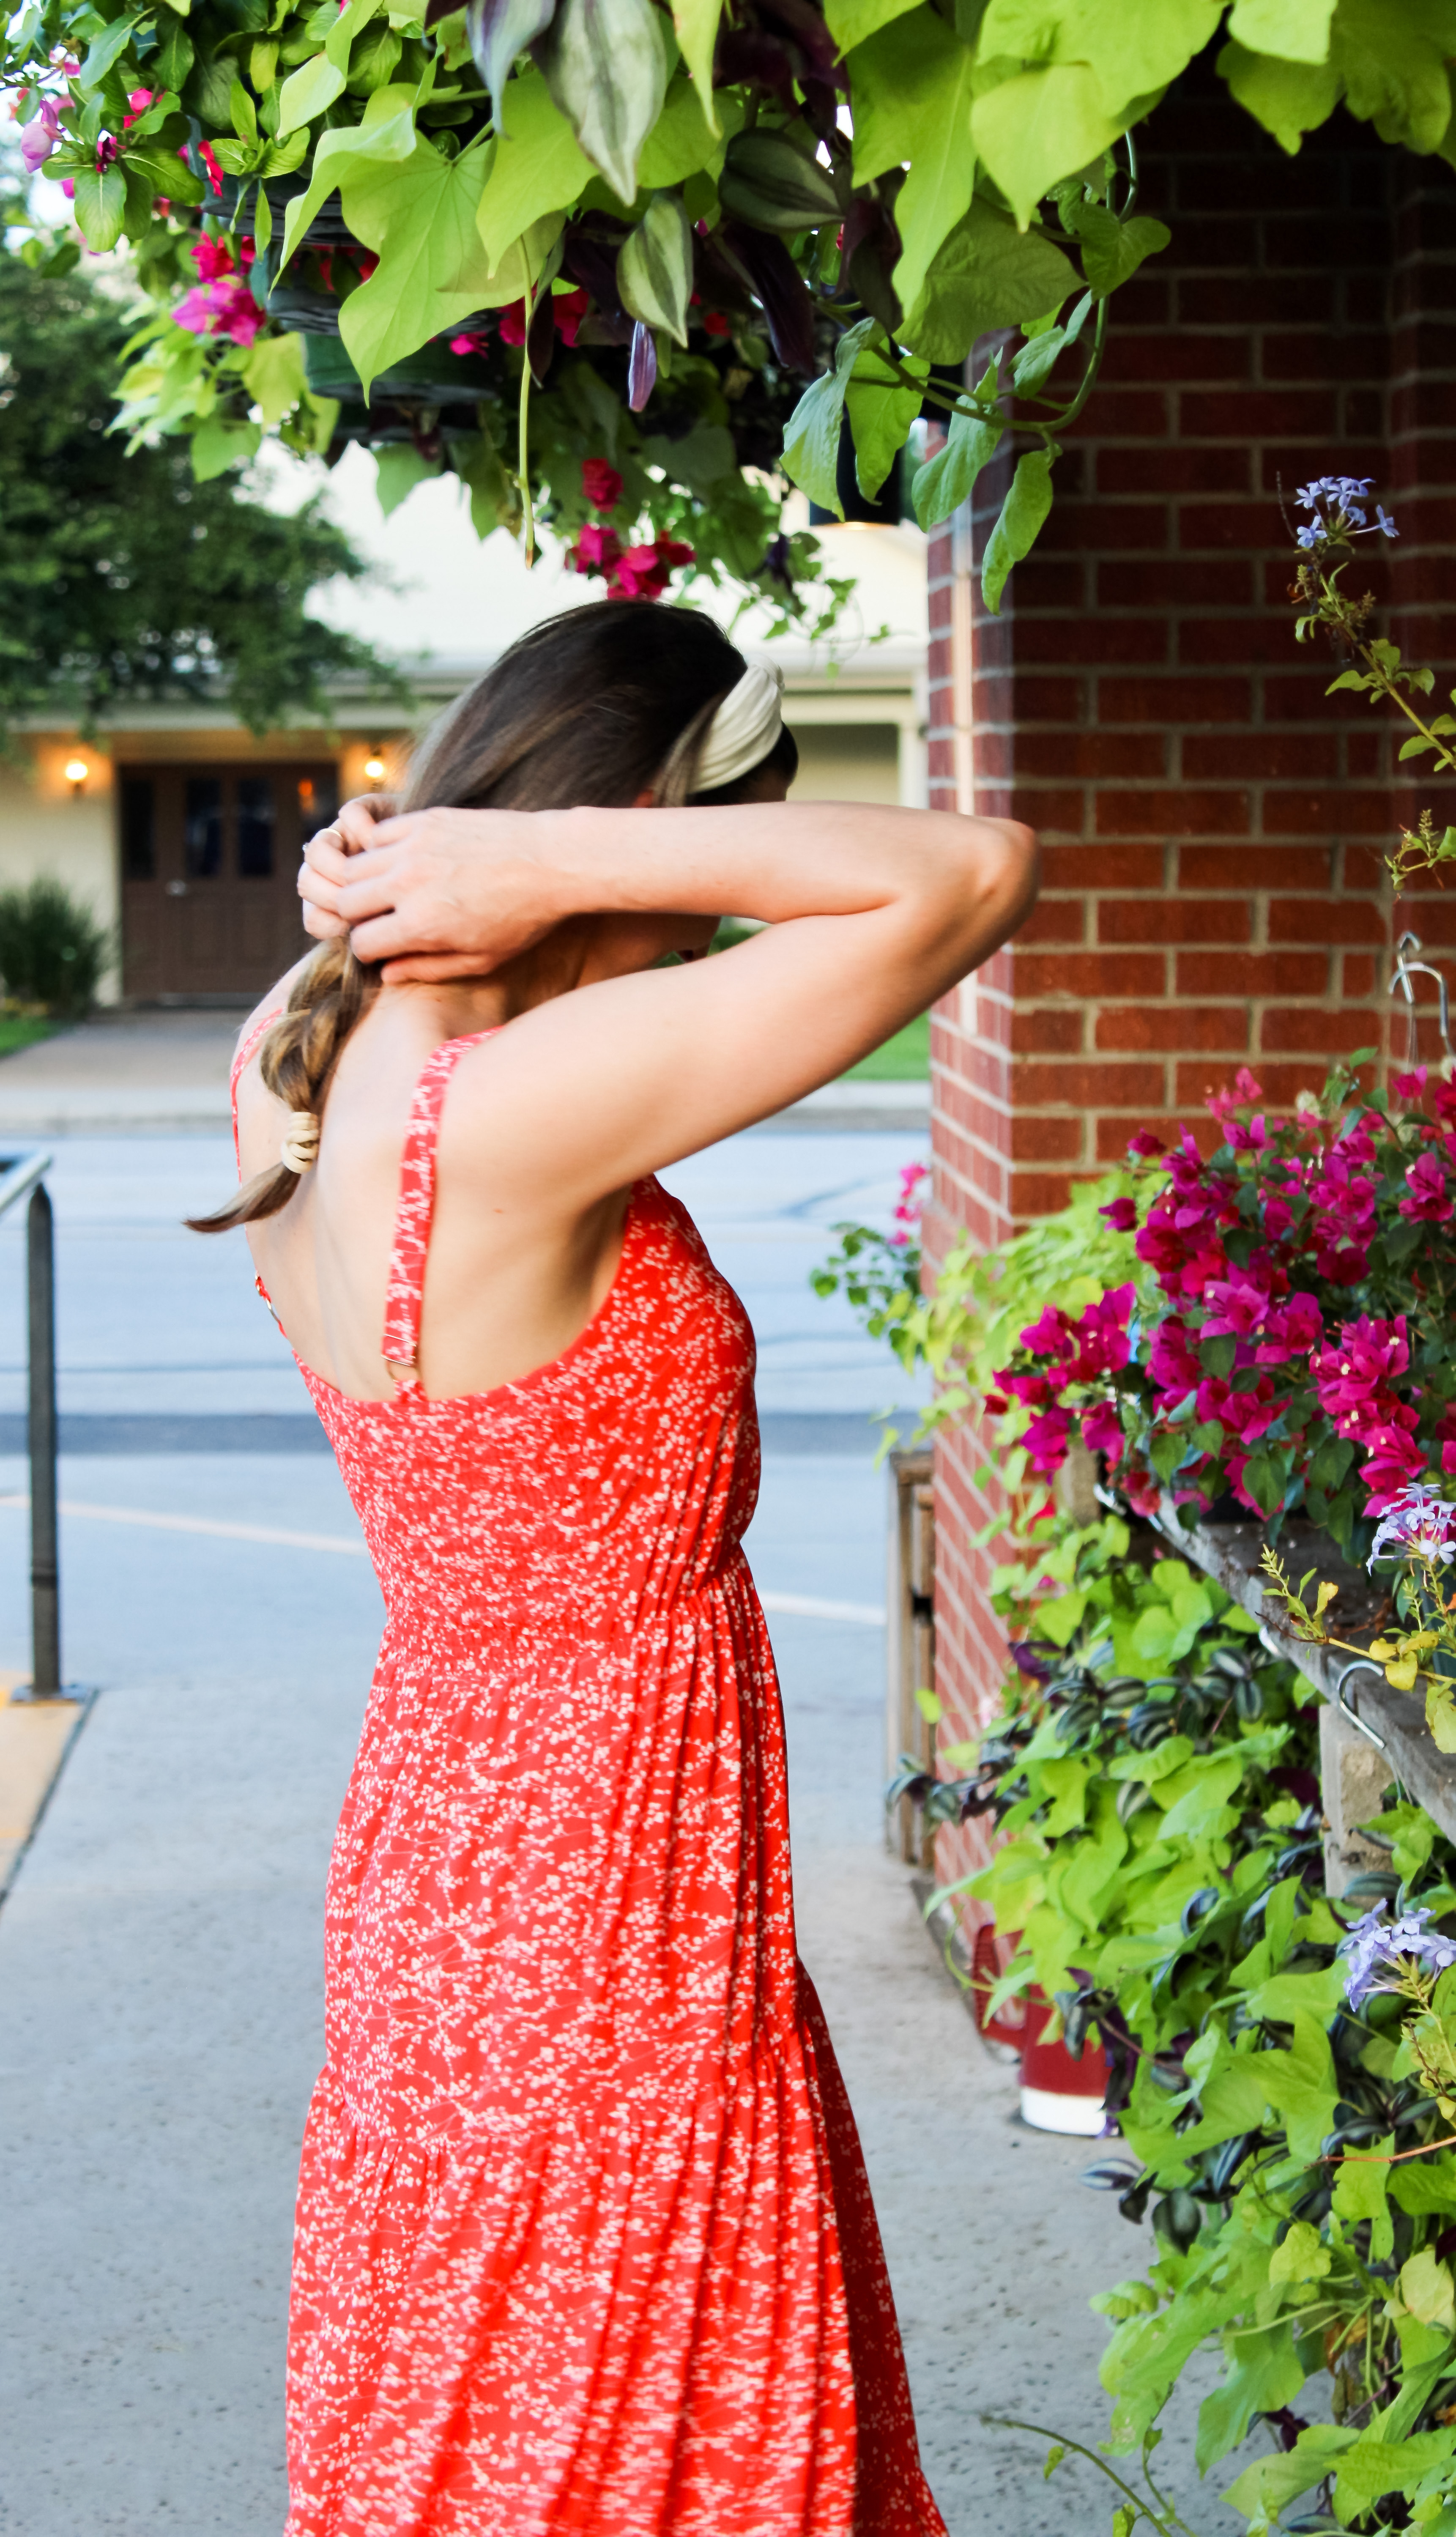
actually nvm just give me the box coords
[1384,159,1456,1018]
[925,77,1456,1897]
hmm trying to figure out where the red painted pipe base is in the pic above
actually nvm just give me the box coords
[1020,1990,1108,2135]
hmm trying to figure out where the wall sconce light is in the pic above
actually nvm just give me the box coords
[363,748,387,786]
[64,756,89,793]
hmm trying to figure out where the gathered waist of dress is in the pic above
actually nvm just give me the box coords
[372,1544,762,1657]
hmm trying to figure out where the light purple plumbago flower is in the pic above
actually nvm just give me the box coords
[1367,1481,1456,1571]
[1294,474,1398,546]
[1295,474,1375,512]
[1341,1904,1456,2009]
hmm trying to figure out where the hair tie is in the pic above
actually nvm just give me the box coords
[694,663,784,794]
[281,1112,320,1174]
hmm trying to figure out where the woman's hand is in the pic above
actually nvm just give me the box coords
[298,793,397,943]
[298,805,574,982]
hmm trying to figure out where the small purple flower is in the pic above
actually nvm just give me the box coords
[1294,475,1392,548]
[1340,1904,1456,2009]
[1367,1482,1456,1571]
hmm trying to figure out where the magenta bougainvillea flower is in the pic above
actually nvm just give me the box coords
[1401,1149,1454,1222]
[891,1161,928,1249]
[172,234,263,346]
[18,95,62,170]
[979,1060,1456,1551]
[581,459,624,512]
[569,526,695,603]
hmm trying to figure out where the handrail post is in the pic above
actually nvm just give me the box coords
[27,1184,60,1696]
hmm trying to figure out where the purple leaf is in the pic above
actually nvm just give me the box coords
[627,319,657,411]
[464,0,557,115]
[715,222,816,376]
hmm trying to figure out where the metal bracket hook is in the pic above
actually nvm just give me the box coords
[1333,1659,1389,1753]
[1390,930,1454,1063]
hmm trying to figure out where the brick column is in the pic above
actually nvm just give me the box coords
[924,72,1456,1897]
[1384,156,1456,1025]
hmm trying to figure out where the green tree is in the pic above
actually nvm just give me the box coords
[0,223,403,741]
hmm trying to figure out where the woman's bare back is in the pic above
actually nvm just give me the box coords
[235,980,630,1405]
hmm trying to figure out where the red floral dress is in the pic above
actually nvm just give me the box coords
[233,1020,944,2537]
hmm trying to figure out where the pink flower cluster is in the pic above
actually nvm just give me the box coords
[890,1160,928,1250]
[984,1062,1456,1530]
[1309,1312,1456,1506]
[18,94,63,173]
[568,458,693,600]
[992,1287,1135,1477]
[174,232,263,348]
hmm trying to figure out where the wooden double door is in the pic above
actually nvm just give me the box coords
[120,762,339,999]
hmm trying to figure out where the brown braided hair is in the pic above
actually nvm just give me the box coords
[186,934,377,1231]
[187,598,797,1238]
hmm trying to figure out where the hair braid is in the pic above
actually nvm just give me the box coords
[186,939,379,1233]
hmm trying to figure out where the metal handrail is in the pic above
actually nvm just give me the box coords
[0,1149,59,1696]
[0,1148,51,1226]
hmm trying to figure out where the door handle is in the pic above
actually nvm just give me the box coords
[165,880,189,897]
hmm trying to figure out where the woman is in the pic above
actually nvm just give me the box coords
[196,602,1036,2537]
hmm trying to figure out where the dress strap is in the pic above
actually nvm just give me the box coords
[230,1003,283,1168]
[382,1031,501,1370]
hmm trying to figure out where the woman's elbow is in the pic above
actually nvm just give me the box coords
[953,814,1040,940]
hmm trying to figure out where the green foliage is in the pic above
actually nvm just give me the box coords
[9,0,1453,624]
[1289,500,1456,891]
[814,1160,1143,1438]
[910,1513,1456,2537]
[0,1013,57,1058]
[932,1515,1303,2016]
[0,875,110,1014]
[0,228,402,740]
[810,1213,925,1364]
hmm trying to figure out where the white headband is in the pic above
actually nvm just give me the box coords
[693,663,785,794]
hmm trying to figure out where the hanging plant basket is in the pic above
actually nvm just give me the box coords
[301,329,495,411]
[217,173,353,249]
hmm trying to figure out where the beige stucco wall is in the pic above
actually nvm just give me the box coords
[0,740,121,1001]
[787,723,902,806]
[0,730,402,1003]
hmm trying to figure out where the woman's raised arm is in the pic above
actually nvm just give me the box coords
[301,795,1038,1194]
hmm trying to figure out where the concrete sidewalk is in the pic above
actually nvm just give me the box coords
[0,1010,243,1135]
[0,1010,928,1136]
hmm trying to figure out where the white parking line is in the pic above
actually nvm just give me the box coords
[0,1495,367,1556]
[0,1497,886,1625]
[757,1591,886,1626]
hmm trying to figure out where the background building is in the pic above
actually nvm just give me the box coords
[0,454,927,1005]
